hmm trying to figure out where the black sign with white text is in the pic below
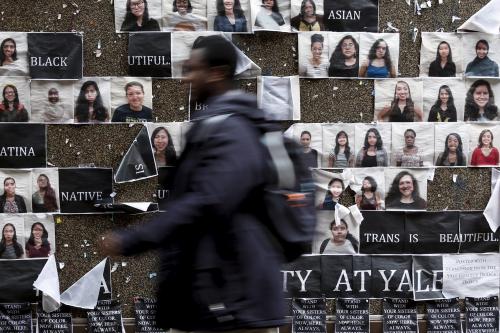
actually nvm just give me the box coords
[323,0,378,32]
[292,298,327,333]
[157,166,175,207]
[87,300,123,333]
[134,298,167,333]
[38,311,73,333]
[426,298,461,333]
[0,258,46,302]
[98,258,112,300]
[465,297,499,333]
[383,298,418,333]
[321,255,372,298]
[335,298,369,333]
[360,211,405,254]
[58,168,113,213]
[28,33,83,79]
[128,33,171,77]
[0,303,32,333]
[282,256,322,298]
[412,255,444,301]
[459,212,499,253]
[371,256,413,299]
[0,124,46,168]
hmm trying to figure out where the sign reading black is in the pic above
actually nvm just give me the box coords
[38,311,72,333]
[465,296,499,333]
[0,124,46,168]
[412,255,444,301]
[360,211,405,254]
[87,300,123,333]
[28,33,83,79]
[459,212,499,253]
[282,256,322,298]
[0,303,32,333]
[383,298,418,333]
[405,211,460,254]
[323,0,378,32]
[134,298,167,333]
[115,126,157,183]
[59,168,113,213]
[0,259,46,302]
[335,298,369,333]
[426,298,461,333]
[292,298,326,333]
[128,33,171,77]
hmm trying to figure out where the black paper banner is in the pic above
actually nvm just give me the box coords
[87,300,123,333]
[0,124,46,168]
[360,211,405,254]
[321,255,372,298]
[99,258,112,300]
[128,33,171,77]
[383,298,418,333]
[37,311,73,333]
[371,256,413,299]
[0,258,46,302]
[0,303,32,333]
[465,297,499,333]
[426,298,461,333]
[335,298,369,333]
[58,168,113,213]
[28,33,83,79]
[157,166,175,207]
[282,256,322,298]
[405,212,460,254]
[323,0,378,32]
[412,255,444,301]
[134,298,167,333]
[292,298,327,333]
[115,126,157,183]
[459,212,500,253]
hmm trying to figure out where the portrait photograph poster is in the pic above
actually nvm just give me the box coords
[313,169,345,209]
[0,32,29,77]
[420,32,464,77]
[207,0,252,32]
[321,123,355,167]
[146,122,186,166]
[390,122,435,167]
[384,168,428,211]
[422,77,466,122]
[250,0,291,32]
[358,32,399,79]
[467,123,500,167]
[162,0,208,32]
[288,122,322,167]
[354,123,392,165]
[348,167,385,210]
[434,123,470,166]
[109,77,153,118]
[73,77,113,124]
[298,32,330,78]
[374,78,423,122]
[114,0,163,32]
[30,80,74,124]
[312,210,360,255]
[0,76,31,121]
[462,32,500,78]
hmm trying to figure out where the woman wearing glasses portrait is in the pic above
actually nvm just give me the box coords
[121,0,161,31]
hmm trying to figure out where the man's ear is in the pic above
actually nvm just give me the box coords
[206,65,231,83]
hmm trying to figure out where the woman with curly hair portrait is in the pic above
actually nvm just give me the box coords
[464,79,498,121]
[359,38,396,78]
[328,35,359,77]
[355,176,382,210]
[385,170,426,210]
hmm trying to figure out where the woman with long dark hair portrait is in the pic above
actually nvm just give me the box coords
[170,0,207,31]
[0,177,27,213]
[355,128,388,167]
[0,223,24,259]
[465,40,499,77]
[328,35,359,77]
[318,178,343,210]
[428,85,457,122]
[435,133,466,166]
[318,220,358,254]
[328,130,354,168]
[291,0,323,31]
[377,81,423,122]
[75,81,109,123]
[25,222,51,258]
[0,38,17,67]
[394,129,424,167]
[385,170,427,210]
[470,129,499,166]
[299,130,318,169]
[464,79,498,121]
[151,126,178,167]
[355,176,382,210]
[32,174,58,213]
[0,84,28,122]
[428,41,456,77]
[214,0,247,32]
[301,34,328,78]
[121,0,160,31]
[359,38,396,78]
[255,0,285,30]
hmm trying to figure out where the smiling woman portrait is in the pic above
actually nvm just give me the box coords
[214,0,247,32]
[464,79,498,121]
[112,81,152,122]
[385,170,426,210]
[377,81,423,122]
[121,0,161,31]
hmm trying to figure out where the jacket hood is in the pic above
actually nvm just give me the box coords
[191,90,265,122]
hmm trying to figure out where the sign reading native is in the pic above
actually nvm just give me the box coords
[292,298,327,333]
[28,32,83,79]
[0,124,46,168]
[323,0,378,32]
[335,298,369,333]
[58,168,113,213]
[0,303,32,333]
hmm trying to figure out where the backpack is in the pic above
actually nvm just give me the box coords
[202,114,317,262]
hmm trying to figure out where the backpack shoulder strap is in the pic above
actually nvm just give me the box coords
[261,131,296,189]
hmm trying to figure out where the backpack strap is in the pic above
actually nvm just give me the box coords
[261,131,296,189]
[319,238,329,254]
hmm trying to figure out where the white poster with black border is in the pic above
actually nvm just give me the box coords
[134,298,167,333]
[37,311,72,333]
[426,298,461,333]
[382,298,418,333]
[335,298,369,333]
[292,298,326,333]
[0,124,46,168]
[27,33,83,80]
[87,300,124,333]
[465,297,499,333]
[0,302,32,333]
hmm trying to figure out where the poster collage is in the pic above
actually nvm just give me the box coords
[0,0,500,331]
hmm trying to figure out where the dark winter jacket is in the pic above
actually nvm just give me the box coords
[118,90,287,331]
